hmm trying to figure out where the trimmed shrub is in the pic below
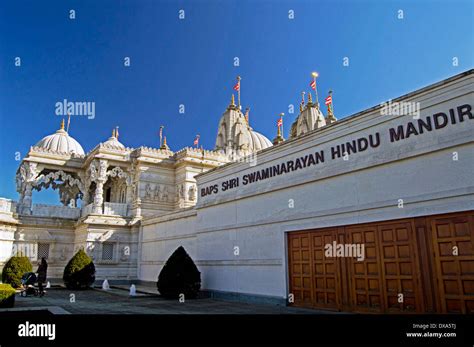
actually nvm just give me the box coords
[0,284,16,308]
[63,249,96,289]
[1,256,33,288]
[157,246,201,299]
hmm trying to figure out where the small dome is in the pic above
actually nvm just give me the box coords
[35,122,85,155]
[248,130,272,151]
[103,136,125,149]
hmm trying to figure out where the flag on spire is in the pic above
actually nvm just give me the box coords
[310,79,316,90]
[277,117,283,127]
[234,76,241,108]
[194,134,200,146]
[233,80,240,91]
[325,95,332,105]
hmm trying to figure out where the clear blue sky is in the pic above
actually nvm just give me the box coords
[0,0,473,203]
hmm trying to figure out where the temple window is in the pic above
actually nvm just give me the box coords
[102,242,114,261]
[37,243,50,260]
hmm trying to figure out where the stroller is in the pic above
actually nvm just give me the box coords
[20,272,39,297]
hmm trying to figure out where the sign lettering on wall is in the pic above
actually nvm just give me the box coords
[201,104,472,197]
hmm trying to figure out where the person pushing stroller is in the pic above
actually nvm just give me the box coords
[36,257,48,297]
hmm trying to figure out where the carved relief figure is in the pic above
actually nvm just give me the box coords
[178,184,185,200]
[154,184,162,200]
[188,184,196,201]
[162,186,169,202]
[145,183,153,199]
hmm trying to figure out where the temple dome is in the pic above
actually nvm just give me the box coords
[34,121,85,155]
[248,130,272,151]
[103,133,125,149]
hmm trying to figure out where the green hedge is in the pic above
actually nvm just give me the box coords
[0,284,16,308]
[63,249,96,289]
[1,256,33,288]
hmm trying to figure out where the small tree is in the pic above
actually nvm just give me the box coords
[63,249,96,289]
[2,256,32,288]
[157,246,201,299]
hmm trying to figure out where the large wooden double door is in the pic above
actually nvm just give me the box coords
[288,211,474,313]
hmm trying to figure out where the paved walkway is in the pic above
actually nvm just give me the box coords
[7,287,326,314]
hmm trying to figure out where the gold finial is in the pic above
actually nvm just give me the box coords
[308,92,313,103]
[160,136,170,150]
[60,119,65,130]
[327,103,331,113]
[231,94,235,106]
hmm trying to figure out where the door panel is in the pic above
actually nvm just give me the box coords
[310,229,339,310]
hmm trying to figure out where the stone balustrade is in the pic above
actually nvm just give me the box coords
[81,202,130,217]
[81,203,94,217]
[0,198,17,213]
[104,202,130,216]
[31,204,81,219]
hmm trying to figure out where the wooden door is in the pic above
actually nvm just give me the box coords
[430,213,474,313]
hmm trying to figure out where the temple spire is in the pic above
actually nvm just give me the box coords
[273,114,285,145]
[325,90,337,124]
[227,94,237,111]
[160,136,170,150]
[60,119,65,130]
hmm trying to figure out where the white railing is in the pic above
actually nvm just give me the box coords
[104,202,130,216]
[81,203,95,217]
[31,204,81,219]
[0,198,17,213]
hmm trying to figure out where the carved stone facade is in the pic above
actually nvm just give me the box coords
[1,90,325,282]
[1,116,234,280]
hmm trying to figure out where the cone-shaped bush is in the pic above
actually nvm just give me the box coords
[1,256,32,288]
[63,249,96,289]
[157,246,201,299]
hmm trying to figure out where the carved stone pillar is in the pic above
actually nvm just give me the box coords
[19,183,33,215]
[92,159,108,214]
[93,181,104,214]
[16,162,38,215]
[82,189,90,206]
[125,184,133,205]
